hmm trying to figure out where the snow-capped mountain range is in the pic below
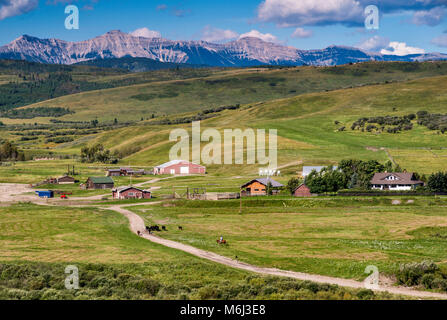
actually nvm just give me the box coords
[1,30,446,67]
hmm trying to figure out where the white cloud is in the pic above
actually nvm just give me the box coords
[130,27,161,39]
[431,34,447,47]
[0,0,38,20]
[239,30,278,43]
[358,37,427,55]
[291,27,313,38]
[412,6,446,26]
[257,0,447,27]
[257,0,364,27]
[358,35,390,52]
[201,26,238,42]
[381,42,425,56]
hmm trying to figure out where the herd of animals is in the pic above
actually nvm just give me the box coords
[136,225,228,245]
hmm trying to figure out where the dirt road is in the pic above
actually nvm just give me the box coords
[0,184,41,203]
[109,205,447,299]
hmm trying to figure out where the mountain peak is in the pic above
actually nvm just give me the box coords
[101,30,130,38]
[106,30,126,35]
[237,36,266,42]
[15,34,39,42]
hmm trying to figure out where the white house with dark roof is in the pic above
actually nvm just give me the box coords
[371,172,424,191]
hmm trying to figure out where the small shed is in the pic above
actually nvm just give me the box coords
[35,190,54,198]
[293,184,312,197]
[107,169,122,177]
[86,177,115,190]
[56,175,76,184]
[125,169,146,176]
[112,186,151,200]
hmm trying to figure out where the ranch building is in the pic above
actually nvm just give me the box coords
[293,184,312,197]
[107,169,122,177]
[107,168,147,177]
[85,177,115,190]
[370,172,424,191]
[56,175,76,184]
[154,160,206,175]
[241,178,284,196]
[112,186,151,200]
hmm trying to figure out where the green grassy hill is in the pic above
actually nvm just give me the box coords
[51,74,446,176]
[11,61,447,124]
[0,59,221,119]
[2,62,447,176]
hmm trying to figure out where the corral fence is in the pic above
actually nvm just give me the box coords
[173,186,240,200]
[338,190,447,197]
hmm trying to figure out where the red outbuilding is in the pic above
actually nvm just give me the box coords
[112,186,152,200]
[293,184,312,197]
[153,160,206,175]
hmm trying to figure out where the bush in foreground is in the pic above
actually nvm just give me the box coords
[396,261,447,291]
[0,262,404,300]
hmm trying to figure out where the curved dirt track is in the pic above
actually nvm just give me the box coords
[109,205,447,300]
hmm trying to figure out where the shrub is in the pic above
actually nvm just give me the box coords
[128,279,161,296]
[421,274,436,289]
[396,261,439,286]
[356,289,374,300]
[197,285,220,300]
[432,278,447,291]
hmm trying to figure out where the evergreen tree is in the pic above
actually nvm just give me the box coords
[427,172,447,192]
[286,178,301,195]
[348,172,358,189]
[266,182,274,196]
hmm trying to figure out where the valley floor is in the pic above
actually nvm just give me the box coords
[1,180,447,300]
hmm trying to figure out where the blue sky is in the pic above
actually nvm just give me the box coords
[0,0,446,55]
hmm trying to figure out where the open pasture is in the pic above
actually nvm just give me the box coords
[131,197,447,280]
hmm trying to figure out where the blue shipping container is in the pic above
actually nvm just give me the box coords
[35,191,54,198]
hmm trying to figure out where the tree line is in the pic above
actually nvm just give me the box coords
[0,140,24,161]
[350,111,447,134]
[80,144,118,164]
[0,106,74,119]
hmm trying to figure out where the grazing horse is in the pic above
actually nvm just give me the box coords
[178,226,183,231]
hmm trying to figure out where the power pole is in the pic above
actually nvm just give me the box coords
[239,187,242,214]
